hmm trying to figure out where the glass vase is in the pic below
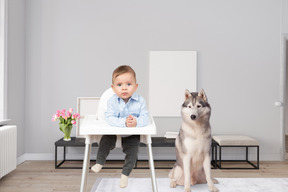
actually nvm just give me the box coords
[59,123,72,141]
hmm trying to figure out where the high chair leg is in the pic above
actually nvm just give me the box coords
[80,136,92,192]
[146,135,158,192]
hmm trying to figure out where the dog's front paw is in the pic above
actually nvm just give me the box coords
[170,180,177,188]
[184,187,191,192]
[212,178,219,184]
[209,185,219,192]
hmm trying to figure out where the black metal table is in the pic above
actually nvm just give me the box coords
[55,137,98,169]
[55,137,217,169]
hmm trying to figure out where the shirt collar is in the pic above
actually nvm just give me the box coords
[131,92,139,101]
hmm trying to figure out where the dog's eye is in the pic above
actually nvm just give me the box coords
[188,105,191,108]
[197,105,202,108]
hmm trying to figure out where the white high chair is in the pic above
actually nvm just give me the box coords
[79,88,158,192]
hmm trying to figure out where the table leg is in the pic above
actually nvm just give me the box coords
[55,145,57,168]
[146,135,158,192]
[80,136,92,192]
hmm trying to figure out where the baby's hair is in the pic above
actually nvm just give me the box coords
[112,65,136,84]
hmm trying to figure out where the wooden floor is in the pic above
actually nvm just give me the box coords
[1,160,288,192]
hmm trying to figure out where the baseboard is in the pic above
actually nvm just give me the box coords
[17,153,54,165]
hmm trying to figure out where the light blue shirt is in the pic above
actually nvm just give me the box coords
[105,93,150,127]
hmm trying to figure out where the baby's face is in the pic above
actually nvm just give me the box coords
[112,72,138,102]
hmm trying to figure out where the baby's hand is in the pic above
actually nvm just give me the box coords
[126,115,137,127]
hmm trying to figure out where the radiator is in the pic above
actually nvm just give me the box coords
[0,125,17,179]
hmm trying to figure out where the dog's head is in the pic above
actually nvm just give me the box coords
[181,89,211,123]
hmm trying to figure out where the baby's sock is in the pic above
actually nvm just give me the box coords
[91,163,103,173]
[119,174,128,188]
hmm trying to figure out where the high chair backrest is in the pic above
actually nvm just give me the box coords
[97,88,115,121]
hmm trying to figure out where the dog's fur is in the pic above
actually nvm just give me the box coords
[169,89,218,192]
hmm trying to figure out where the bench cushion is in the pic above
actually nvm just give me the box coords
[212,135,259,146]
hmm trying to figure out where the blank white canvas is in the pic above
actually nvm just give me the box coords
[149,51,197,117]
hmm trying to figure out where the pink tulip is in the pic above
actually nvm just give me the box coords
[72,113,79,119]
[51,114,58,121]
[52,114,57,121]
[52,109,79,124]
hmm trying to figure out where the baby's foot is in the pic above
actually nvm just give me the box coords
[119,174,128,188]
[91,164,103,173]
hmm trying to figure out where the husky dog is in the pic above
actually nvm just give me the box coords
[169,89,218,192]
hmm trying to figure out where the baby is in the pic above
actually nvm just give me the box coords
[91,65,149,188]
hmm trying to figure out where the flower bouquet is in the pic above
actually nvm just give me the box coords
[52,108,80,141]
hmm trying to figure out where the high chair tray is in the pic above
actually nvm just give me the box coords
[79,115,156,135]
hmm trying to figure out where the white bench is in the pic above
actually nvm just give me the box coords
[212,135,259,169]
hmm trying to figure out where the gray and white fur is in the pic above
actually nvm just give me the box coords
[169,89,219,192]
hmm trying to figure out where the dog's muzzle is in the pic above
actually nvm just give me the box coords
[190,115,197,120]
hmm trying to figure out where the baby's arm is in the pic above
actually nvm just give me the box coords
[134,99,150,127]
[105,99,126,127]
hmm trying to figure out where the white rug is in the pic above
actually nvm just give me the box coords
[90,178,288,192]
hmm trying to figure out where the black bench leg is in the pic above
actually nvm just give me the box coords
[219,146,222,169]
[246,146,248,161]
[257,146,259,169]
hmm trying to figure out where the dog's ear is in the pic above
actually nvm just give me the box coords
[185,89,191,100]
[198,89,208,102]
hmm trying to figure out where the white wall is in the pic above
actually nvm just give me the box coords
[11,0,283,161]
[286,40,288,135]
[284,0,288,134]
[7,0,26,157]
[283,0,288,34]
